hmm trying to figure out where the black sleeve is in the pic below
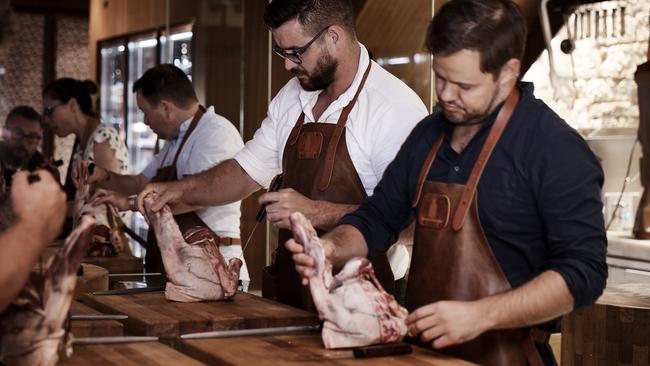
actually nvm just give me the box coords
[530,116,608,309]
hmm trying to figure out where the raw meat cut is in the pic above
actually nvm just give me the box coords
[289,212,408,349]
[142,193,242,302]
[74,183,129,257]
[0,215,95,366]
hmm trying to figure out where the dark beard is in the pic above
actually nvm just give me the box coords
[293,53,338,92]
[438,88,501,126]
[3,147,28,168]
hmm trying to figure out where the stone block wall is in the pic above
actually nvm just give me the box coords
[524,0,649,131]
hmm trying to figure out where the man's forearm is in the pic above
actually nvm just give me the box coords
[0,221,48,312]
[480,270,574,331]
[182,159,261,206]
[322,224,369,269]
[100,172,148,196]
[312,202,359,231]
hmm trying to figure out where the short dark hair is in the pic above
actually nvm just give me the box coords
[426,0,527,77]
[43,78,98,116]
[264,0,355,37]
[6,106,43,128]
[132,64,197,108]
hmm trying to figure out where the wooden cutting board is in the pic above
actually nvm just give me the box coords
[74,264,108,300]
[82,252,143,274]
[70,301,123,337]
[81,291,319,338]
[31,256,108,300]
[178,334,476,365]
[562,282,650,366]
[58,341,205,366]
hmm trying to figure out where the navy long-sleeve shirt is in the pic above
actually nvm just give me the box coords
[340,82,608,309]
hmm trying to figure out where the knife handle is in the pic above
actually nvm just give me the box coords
[352,342,412,358]
[255,173,284,222]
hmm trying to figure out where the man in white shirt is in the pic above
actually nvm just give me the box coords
[138,0,428,309]
[85,64,249,290]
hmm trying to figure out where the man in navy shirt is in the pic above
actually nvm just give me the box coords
[286,0,607,365]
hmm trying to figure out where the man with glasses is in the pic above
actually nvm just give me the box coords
[0,106,46,187]
[0,4,67,314]
[138,0,428,310]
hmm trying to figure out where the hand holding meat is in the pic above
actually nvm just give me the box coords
[0,216,95,366]
[89,188,129,211]
[71,160,107,188]
[142,192,242,302]
[406,300,489,349]
[11,170,65,243]
[259,188,318,229]
[289,212,408,348]
[137,181,185,214]
[74,174,129,257]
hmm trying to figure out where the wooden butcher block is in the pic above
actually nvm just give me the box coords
[31,255,108,300]
[74,263,108,300]
[82,252,143,274]
[562,282,650,366]
[178,334,476,365]
[59,341,206,366]
[81,291,319,338]
[70,301,123,337]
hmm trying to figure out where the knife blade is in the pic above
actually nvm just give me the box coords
[107,273,163,277]
[74,336,158,345]
[91,286,165,296]
[180,324,320,340]
[70,314,129,321]
[241,173,284,254]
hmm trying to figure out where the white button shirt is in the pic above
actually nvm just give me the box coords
[234,44,429,279]
[142,106,250,284]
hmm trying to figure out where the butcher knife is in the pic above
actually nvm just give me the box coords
[241,173,284,254]
[91,285,165,296]
[74,336,158,345]
[180,324,320,339]
[70,314,128,321]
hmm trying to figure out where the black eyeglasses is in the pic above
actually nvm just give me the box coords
[43,102,63,117]
[7,128,42,143]
[272,26,330,65]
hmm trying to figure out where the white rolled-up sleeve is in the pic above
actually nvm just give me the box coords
[234,108,284,189]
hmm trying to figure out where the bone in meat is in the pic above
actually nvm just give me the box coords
[289,212,408,349]
[142,193,242,302]
[0,215,95,366]
[74,183,129,257]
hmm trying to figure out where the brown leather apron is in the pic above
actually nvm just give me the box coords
[406,88,545,366]
[263,61,395,311]
[144,106,216,273]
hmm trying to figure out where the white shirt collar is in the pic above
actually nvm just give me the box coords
[298,43,370,122]
[174,106,213,142]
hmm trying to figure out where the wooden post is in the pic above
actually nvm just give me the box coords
[562,283,650,365]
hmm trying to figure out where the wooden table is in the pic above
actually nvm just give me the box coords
[562,282,650,365]
[70,301,123,337]
[74,263,108,300]
[178,334,475,365]
[59,341,205,366]
[81,291,319,338]
[83,252,143,274]
[32,254,108,300]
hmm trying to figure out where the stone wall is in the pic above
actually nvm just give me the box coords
[0,12,88,182]
[524,0,649,132]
